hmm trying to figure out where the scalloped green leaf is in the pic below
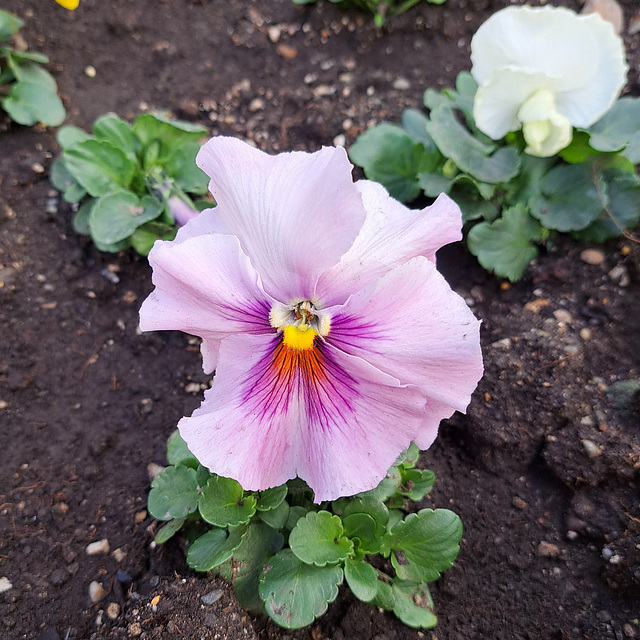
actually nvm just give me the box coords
[49,157,87,204]
[530,163,603,232]
[344,558,378,603]
[2,81,66,127]
[254,485,288,512]
[166,429,199,468]
[467,204,544,282]
[357,465,402,502]
[399,468,435,501]
[381,509,462,582]
[148,465,198,521]
[57,125,91,149]
[93,113,141,162]
[185,527,228,572]
[587,97,640,161]
[344,496,389,538]
[155,517,186,544]
[64,139,136,196]
[164,141,209,194]
[258,500,289,530]
[8,61,56,92]
[89,191,163,245]
[289,511,353,566]
[392,581,437,629]
[198,475,256,527]
[259,549,343,629]
[343,512,378,552]
[371,578,395,610]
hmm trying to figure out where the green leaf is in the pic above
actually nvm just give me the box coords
[65,139,136,196]
[155,517,186,544]
[357,465,402,502]
[72,200,93,235]
[5,50,49,65]
[93,113,141,162]
[399,468,435,501]
[258,500,290,529]
[392,581,437,629]
[89,191,163,245]
[349,123,440,202]
[198,475,257,527]
[186,527,229,572]
[587,97,640,160]
[371,578,395,610]
[57,125,91,149]
[133,112,206,163]
[381,509,463,582]
[576,169,640,242]
[344,496,389,538]
[254,485,288,512]
[148,465,199,521]
[259,549,343,629]
[49,157,87,203]
[398,442,420,469]
[401,108,436,151]
[344,558,378,602]
[8,60,57,92]
[130,221,176,255]
[0,10,24,40]
[467,204,544,282]
[530,163,602,232]
[425,106,521,184]
[506,154,556,206]
[450,186,499,223]
[289,511,353,566]
[166,429,199,468]
[2,82,66,127]
[343,513,378,552]
[93,236,131,253]
[218,521,284,612]
[285,505,307,531]
[164,141,209,194]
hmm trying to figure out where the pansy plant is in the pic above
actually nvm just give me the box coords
[140,136,482,629]
[350,5,639,282]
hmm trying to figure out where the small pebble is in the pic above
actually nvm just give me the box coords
[567,530,579,540]
[0,577,12,593]
[86,539,110,555]
[622,623,636,638]
[537,541,561,558]
[553,309,572,324]
[200,589,224,605]
[582,439,603,459]
[184,382,201,394]
[112,548,127,563]
[581,0,624,34]
[580,248,605,265]
[392,77,410,90]
[106,602,120,620]
[147,463,165,481]
[85,65,97,78]
[248,97,265,112]
[579,328,592,340]
[89,581,106,604]
[50,568,69,586]
[333,134,346,147]
[512,497,527,510]
[134,510,147,524]
[128,622,142,637]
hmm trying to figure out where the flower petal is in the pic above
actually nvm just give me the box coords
[328,256,483,443]
[196,137,366,302]
[316,183,462,306]
[179,333,426,502]
[139,233,274,373]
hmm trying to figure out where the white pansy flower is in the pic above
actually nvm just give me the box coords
[470,5,628,157]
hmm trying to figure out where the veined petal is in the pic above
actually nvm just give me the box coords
[196,137,366,302]
[139,233,274,373]
[173,206,229,242]
[328,257,483,441]
[179,333,426,502]
[316,184,462,306]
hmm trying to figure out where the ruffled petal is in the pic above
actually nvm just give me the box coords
[196,137,366,302]
[139,233,274,373]
[173,206,229,243]
[554,13,628,127]
[316,184,462,306]
[327,256,483,443]
[473,68,550,140]
[179,333,426,502]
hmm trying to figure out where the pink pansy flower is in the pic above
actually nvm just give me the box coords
[139,137,483,502]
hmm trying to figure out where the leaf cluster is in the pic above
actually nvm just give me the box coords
[148,434,462,630]
[49,113,211,255]
[350,72,640,281]
[0,10,65,126]
[290,0,446,28]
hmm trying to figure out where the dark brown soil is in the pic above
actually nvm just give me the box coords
[1,1,639,639]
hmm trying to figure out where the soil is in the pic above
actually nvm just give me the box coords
[1,0,639,639]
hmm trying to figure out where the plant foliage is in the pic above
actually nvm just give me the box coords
[148,435,462,630]
[50,112,211,255]
[349,72,640,281]
[0,9,66,126]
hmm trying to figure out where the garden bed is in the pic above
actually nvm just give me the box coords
[0,0,639,638]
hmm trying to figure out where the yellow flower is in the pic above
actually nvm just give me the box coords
[55,0,79,9]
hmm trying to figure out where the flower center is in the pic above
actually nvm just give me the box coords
[269,300,330,351]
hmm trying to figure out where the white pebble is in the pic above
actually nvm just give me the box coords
[86,539,110,555]
[582,439,603,459]
[85,65,97,78]
[0,577,12,593]
[89,581,106,603]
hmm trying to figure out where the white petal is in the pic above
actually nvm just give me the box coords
[196,137,366,303]
[316,183,462,306]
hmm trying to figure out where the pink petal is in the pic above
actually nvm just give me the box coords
[173,206,229,243]
[328,256,483,443]
[196,137,366,302]
[178,333,426,502]
[139,233,274,373]
[316,182,462,306]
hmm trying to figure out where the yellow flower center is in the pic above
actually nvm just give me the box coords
[282,324,318,351]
